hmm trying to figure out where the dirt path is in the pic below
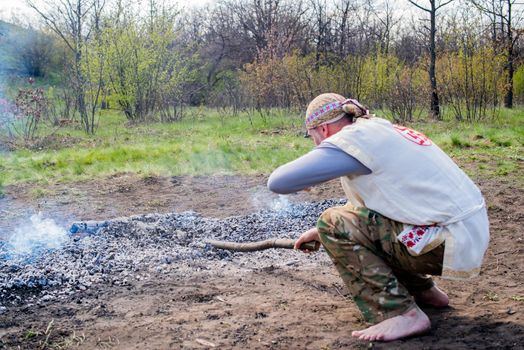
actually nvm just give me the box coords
[0,173,523,349]
[0,174,342,235]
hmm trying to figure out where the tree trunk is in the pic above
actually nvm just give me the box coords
[504,0,513,108]
[429,0,441,119]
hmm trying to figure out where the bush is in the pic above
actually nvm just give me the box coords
[13,86,48,141]
[0,83,63,148]
[100,7,199,123]
[438,47,505,121]
[385,66,427,122]
[513,64,524,104]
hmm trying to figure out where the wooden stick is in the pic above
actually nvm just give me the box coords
[205,238,318,252]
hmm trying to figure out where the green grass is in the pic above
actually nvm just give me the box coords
[1,107,522,187]
[0,108,311,185]
[408,108,523,183]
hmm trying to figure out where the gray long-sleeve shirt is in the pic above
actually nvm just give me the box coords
[267,142,371,194]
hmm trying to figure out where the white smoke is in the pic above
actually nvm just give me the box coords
[269,195,293,212]
[250,186,295,213]
[7,212,68,256]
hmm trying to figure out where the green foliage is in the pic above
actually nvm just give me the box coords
[4,1,524,122]
[514,65,524,98]
[240,50,431,121]
[438,47,506,121]
[241,49,312,109]
[207,70,244,109]
[241,50,421,113]
[383,65,428,122]
[98,4,199,122]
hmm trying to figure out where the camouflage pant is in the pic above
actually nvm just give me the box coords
[317,204,444,324]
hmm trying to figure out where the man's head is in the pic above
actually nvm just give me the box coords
[305,93,368,145]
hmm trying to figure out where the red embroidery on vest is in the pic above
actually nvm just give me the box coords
[393,125,432,146]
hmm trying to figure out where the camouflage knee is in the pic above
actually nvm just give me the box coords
[317,206,361,243]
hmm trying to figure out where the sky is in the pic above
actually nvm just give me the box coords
[0,0,215,22]
[0,0,423,25]
[3,1,517,31]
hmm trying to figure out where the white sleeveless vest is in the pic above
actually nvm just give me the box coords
[325,117,489,280]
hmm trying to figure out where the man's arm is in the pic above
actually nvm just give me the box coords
[267,143,371,194]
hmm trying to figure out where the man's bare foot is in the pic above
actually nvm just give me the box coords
[351,305,430,342]
[414,285,449,308]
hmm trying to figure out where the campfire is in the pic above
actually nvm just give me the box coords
[0,199,345,310]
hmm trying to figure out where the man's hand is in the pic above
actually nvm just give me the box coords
[294,227,321,253]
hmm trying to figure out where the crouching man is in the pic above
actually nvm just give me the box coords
[267,93,489,342]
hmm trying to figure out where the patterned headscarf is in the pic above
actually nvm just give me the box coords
[305,93,369,130]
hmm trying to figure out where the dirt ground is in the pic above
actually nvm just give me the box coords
[0,172,523,349]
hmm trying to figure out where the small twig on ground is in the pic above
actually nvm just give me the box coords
[195,338,216,347]
[40,319,54,350]
[334,285,351,301]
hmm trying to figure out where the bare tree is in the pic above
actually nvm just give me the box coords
[27,0,106,134]
[470,0,524,108]
[203,3,255,87]
[407,0,454,119]
[225,0,308,57]
[310,0,333,67]
[438,8,504,121]
[372,0,400,56]
[331,0,355,58]
[192,0,309,107]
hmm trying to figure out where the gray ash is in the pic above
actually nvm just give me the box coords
[0,199,345,308]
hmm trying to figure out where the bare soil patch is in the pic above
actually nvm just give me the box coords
[0,173,523,349]
[0,174,342,231]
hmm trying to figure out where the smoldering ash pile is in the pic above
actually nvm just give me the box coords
[0,199,345,311]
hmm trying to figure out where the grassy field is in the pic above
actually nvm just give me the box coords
[0,107,522,189]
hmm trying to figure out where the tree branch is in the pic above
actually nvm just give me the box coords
[407,0,431,13]
[206,238,318,252]
[470,0,509,22]
[27,1,75,52]
[435,0,454,11]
